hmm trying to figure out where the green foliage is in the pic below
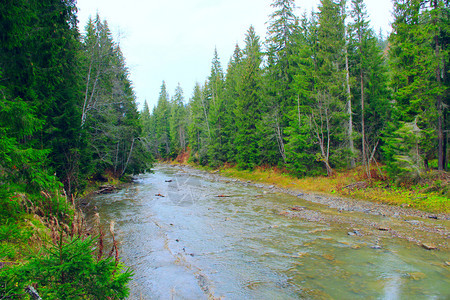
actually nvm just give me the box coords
[382,119,425,183]
[0,236,132,299]
[80,15,153,179]
[389,0,449,173]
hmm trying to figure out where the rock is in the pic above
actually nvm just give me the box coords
[371,245,382,250]
[428,215,438,220]
[155,193,165,197]
[445,261,450,266]
[405,220,421,225]
[422,243,437,250]
[408,272,426,280]
[348,230,362,236]
[322,254,335,261]
[297,193,304,197]
[378,226,389,231]
[290,206,306,211]
[165,179,173,182]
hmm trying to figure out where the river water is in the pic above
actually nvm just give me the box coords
[87,165,449,299]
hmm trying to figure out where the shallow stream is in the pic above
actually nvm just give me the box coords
[86,165,449,299]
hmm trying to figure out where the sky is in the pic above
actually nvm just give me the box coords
[76,0,394,110]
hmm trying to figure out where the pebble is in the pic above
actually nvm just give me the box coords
[405,220,421,225]
[347,230,362,236]
[422,243,437,250]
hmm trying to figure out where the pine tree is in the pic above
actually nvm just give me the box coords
[387,0,449,176]
[264,0,300,165]
[154,81,171,158]
[169,83,187,157]
[234,26,263,169]
[287,12,323,176]
[187,83,211,165]
[206,49,226,166]
[222,44,243,163]
[349,0,390,176]
[307,0,347,176]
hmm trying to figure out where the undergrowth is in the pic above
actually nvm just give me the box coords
[0,181,132,299]
[218,165,449,214]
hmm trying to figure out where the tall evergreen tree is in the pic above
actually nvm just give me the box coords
[169,83,187,157]
[153,81,171,158]
[206,49,226,166]
[234,26,263,169]
[310,0,347,175]
[264,0,300,165]
[386,0,449,177]
[349,0,390,176]
[287,12,322,176]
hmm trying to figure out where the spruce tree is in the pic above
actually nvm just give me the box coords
[387,0,449,176]
[234,26,263,169]
[349,0,390,176]
[206,49,226,166]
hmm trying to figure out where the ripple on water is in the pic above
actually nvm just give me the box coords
[86,166,450,299]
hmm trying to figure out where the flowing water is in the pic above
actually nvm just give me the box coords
[86,165,450,299]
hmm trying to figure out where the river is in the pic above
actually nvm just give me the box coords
[86,165,449,299]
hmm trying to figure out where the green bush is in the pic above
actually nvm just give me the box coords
[0,236,132,299]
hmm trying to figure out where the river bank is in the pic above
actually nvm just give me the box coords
[166,163,449,251]
[86,165,450,299]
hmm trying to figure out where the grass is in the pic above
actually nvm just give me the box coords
[217,165,449,214]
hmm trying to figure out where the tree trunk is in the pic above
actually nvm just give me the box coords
[345,30,355,168]
[434,0,444,171]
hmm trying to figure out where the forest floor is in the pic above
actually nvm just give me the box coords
[166,162,449,250]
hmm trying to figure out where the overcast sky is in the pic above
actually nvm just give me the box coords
[76,0,393,110]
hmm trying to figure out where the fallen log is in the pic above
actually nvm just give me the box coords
[26,286,42,300]
[343,181,368,190]
[96,185,116,194]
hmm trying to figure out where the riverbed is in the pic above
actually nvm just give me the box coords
[86,164,450,299]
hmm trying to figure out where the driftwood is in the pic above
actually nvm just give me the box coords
[25,286,42,300]
[96,185,116,194]
[290,206,306,211]
[343,181,368,190]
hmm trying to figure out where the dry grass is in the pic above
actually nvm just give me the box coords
[219,165,449,214]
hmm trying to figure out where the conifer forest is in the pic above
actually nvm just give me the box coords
[0,0,448,298]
